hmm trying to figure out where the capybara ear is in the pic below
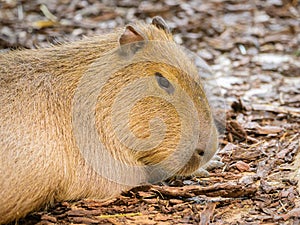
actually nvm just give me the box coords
[119,25,147,46]
[151,16,170,34]
[118,25,147,56]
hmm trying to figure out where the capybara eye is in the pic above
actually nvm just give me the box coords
[155,72,174,94]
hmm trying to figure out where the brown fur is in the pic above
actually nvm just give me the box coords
[0,18,218,224]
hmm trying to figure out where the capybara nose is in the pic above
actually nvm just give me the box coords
[195,148,205,157]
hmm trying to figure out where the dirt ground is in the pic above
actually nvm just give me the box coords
[1,0,300,224]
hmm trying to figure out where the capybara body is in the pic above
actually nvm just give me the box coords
[0,17,218,224]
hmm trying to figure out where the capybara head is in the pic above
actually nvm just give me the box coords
[72,17,219,185]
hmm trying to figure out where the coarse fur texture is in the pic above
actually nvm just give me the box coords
[0,17,218,224]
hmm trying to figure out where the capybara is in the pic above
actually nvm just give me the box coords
[0,17,218,224]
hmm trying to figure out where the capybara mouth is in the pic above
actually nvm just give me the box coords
[174,151,202,176]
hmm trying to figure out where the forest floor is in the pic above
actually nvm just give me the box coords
[1,0,300,224]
